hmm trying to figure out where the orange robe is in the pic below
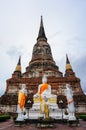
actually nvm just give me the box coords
[18,91,26,110]
[39,84,49,118]
[38,83,48,102]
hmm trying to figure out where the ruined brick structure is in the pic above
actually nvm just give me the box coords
[0,16,85,113]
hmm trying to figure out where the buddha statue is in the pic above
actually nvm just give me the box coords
[16,84,28,121]
[65,84,76,120]
[29,75,58,119]
[34,75,56,100]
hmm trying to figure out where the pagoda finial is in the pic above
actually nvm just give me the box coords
[15,56,21,72]
[66,54,72,70]
[66,54,70,64]
[37,16,47,41]
[17,56,21,66]
[65,54,75,77]
[40,15,43,27]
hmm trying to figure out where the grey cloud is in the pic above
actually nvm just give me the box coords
[0,42,2,45]
[48,30,62,40]
[0,88,5,97]
[72,36,86,42]
[73,55,86,93]
[66,36,86,45]
[0,41,5,47]
[6,46,24,59]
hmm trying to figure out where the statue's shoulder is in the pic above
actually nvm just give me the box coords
[38,84,43,88]
[20,89,23,93]
[48,84,51,87]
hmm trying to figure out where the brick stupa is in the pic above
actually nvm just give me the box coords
[0,16,85,113]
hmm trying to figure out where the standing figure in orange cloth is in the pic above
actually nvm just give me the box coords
[16,84,27,121]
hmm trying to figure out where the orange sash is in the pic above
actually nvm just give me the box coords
[39,84,48,102]
[18,91,26,110]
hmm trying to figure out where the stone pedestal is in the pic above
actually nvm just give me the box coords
[29,96,66,119]
[16,113,24,121]
[69,114,76,121]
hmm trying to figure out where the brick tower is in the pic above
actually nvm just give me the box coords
[0,16,85,113]
[23,16,62,78]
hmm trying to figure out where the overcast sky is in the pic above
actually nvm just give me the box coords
[0,0,86,96]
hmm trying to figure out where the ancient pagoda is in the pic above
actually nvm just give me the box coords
[0,16,85,113]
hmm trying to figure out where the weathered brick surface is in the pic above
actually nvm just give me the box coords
[0,17,85,113]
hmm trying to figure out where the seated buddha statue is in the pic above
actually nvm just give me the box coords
[30,75,57,119]
[34,75,56,100]
[34,75,57,106]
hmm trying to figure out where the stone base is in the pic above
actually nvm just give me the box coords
[16,112,25,121]
[29,96,60,119]
[68,120,79,127]
[36,123,56,128]
[68,115,76,121]
[14,120,25,126]
[29,105,69,120]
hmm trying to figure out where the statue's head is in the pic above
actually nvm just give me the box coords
[66,84,70,90]
[21,84,27,96]
[21,84,26,90]
[65,84,73,96]
[42,75,47,84]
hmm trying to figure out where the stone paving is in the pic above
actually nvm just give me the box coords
[0,119,86,130]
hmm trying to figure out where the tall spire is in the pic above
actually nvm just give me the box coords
[15,56,21,72]
[26,16,62,78]
[66,54,70,64]
[37,16,47,41]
